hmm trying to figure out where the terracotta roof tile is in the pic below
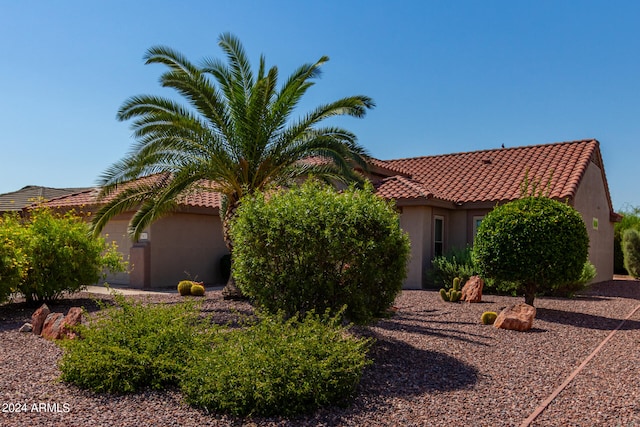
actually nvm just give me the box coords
[374,176,436,201]
[382,139,602,204]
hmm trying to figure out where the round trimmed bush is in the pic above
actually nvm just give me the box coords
[230,180,410,324]
[472,197,589,306]
[622,228,640,278]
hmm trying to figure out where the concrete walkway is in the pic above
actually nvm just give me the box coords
[85,284,178,296]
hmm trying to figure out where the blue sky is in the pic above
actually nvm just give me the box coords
[1,1,639,210]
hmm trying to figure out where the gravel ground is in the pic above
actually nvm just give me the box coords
[0,278,639,427]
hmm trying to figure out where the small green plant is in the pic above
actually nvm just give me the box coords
[177,280,193,296]
[58,294,202,393]
[180,309,373,417]
[190,283,205,296]
[622,228,640,278]
[481,311,498,325]
[426,246,476,289]
[440,277,462,302]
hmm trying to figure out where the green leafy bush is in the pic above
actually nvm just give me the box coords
[548,260,597,297]
[0,208,125,304]
[59,294,203,393]
[614,206,640,274]
[180,310,373,417]
[622,228,640,278]
[472,197,589,306]
[230,180,410,324]
[426,246,476,289]
[17,208,126,304]
[0,214,28,303]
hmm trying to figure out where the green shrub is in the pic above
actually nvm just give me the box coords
[180,310,373,417]
[622,228,640,278]
[426,246,476,289]
[472,197,589,306]
[58,294,202,393]
[230,180,410,324]
[13,208,126,304]
[614,206,640,274]
[548,260,597,297]
[0,214,28,303]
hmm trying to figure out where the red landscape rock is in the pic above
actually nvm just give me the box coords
[31,304,50,335]
[40,312,65,340]
[60,307,83,339]
[494,303,536,331]
[461,275,484,303]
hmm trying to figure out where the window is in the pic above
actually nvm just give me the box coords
[434,216,444,257]
[473,216,484,237]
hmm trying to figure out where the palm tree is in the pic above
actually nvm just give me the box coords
[92,33,375,299]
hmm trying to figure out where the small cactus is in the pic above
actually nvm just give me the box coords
[440,277,462,302]
[481,311,498,325]
[190,284,206,296]
[177,280,194,296]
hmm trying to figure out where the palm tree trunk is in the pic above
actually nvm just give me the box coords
[524,282,536,306]
[220,195,245,300]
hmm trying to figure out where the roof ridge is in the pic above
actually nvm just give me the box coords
[384,139,598,163]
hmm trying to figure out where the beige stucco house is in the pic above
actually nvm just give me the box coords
[42,138,619,289]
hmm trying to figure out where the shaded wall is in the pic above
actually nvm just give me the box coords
[573,161,615,283]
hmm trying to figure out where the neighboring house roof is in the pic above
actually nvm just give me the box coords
[0,185,91,212]
[381,139,614,208]
[43,177,222,211]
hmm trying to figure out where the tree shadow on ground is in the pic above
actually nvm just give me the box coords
[359,335,480,396]
[536,307,640,331]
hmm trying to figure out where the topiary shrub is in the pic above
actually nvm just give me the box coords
[190,283,205,296]
[180,309,373,417]
[472,197,589,306]
[548,260,596,297]
[622,228,640,278]
[177,280,193,296]
[614,206,640,274]
[230,180,410,324]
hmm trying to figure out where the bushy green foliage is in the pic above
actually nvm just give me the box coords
[622,228,640,278]
[426,246,476,289]
[230,180,410,324]
[59,294,203,393]
[472,197,589,305]
[0,214,28,303]
[481,311,497,325]
[180,310,373,417]
[0,208,125,304]
[616,206,640,274]
[548,260,597,297]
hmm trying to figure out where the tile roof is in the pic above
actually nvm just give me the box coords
[43,177,222,211]
[381,139,605,205]
[0,186,91,212]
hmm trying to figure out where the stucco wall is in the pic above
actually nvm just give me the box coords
[573,161,615,283]
[399,206,432,289]
[101,216,133,285]
[149,212,227,288]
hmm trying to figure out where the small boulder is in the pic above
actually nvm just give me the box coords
[494,303,536,331]
[19,323,33,333]
[41,312,65,340]
[60,307,83,339]
[461,276,484,303]
[31,304,50,335]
